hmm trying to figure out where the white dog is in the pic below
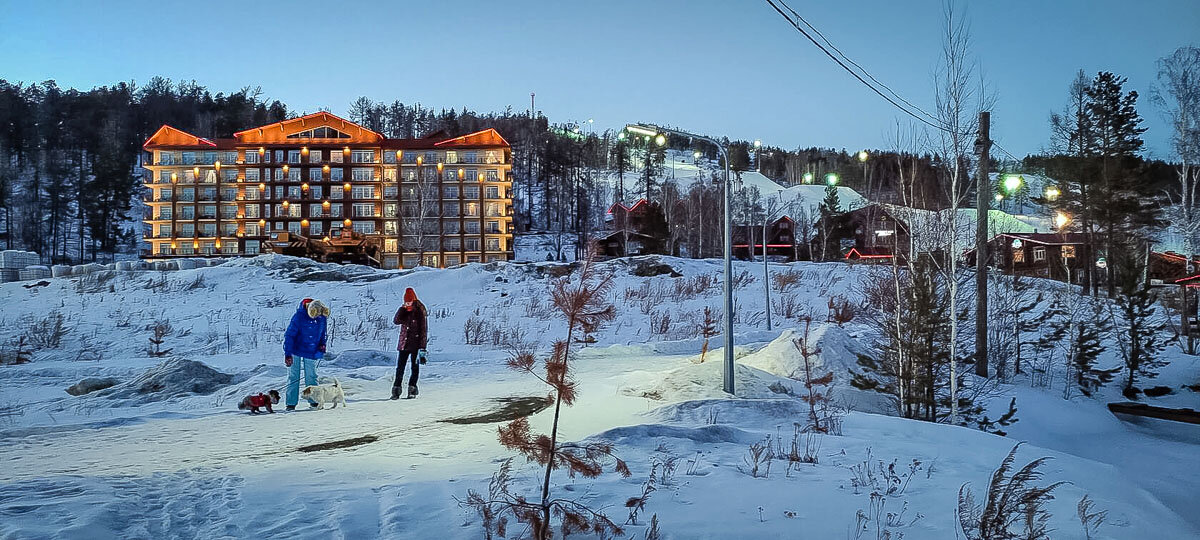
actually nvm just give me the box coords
[301,378,346,410]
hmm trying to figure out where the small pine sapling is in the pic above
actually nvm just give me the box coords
[792,317,836,433]
[1114,251,1168,398]
[697,306,719,363]
[147,319,173,357]
[465,253,628,540]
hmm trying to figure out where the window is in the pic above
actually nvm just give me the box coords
[486,203,501,217]
[383,151,396,164]
[385,238,398,253]
[158,243,171,255]
[245,151,259,164]
[328,203,343,217]
[182,152,197,165]
[203,152,218,165]
[331,151,343,163]
[288,126,351,139]
[486,169,499,182]
[311,186,322,199]
[464,186,480,199]
[288,222,301,236]
[467,255,481,263]
[310,204,323,217]
[445,238,461,250]
[486,238,501,251]
[1062,245,1076,259]
[159,170,173,183]
[465,221,480,234]
[402,169,418,182]
[274,186,285,199]
[157,207,173,219]
[309,168,322,182]
[403,255,419,268]
[485,186,499,199]
[221,204,237,219]
[463,151,477,164]
[444,170,457,183]
[486,221,501,234]
[465,238,480,251]
[244,204,260,218]
[331,168,344,181]
[289,205,302,218]
[445,150,458,164]
[353,203,375,217]
[157,224,171,237]
[383,185,398,198]
[353,221,375,234]
[465,203,479,217]
[384,203,397,218]
[183,169,196,183]
[424,151,437,163]
[178,244,194,255]
[288,168,301,182]
[485,151,501,164]
[330,185,343,199]
[352,185,375,199]
[351,150,374,163]
[245,240,260,254]
[244,223,261,236]
[222,188,237,200]
[275,168,285,181]
[203,170,218,183]
[352,168,374,181]
[310,150,323,163]
[1033,247,1046,262]
[180,207,195,220]
[274,150,284,163]
[180,223,195,236]
[443,185,459,198]
[384,168,397,182]
[383,221,397,234]
[246,168,260,182]
[444,221,460,234]
[288,150,301,164]
[202,223,217,237]
[443,202,460,216]
[222,223,237,236]
[288,186,302,199]
[201,188,216,201]
[309,221,323,235]
[158,188,173,201]
[201,205,216,218]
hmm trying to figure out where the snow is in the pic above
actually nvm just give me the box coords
[1,255,1198,538]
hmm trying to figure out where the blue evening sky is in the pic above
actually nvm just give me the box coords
[1,0,1196,158]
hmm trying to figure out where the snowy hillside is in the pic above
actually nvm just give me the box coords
[1,255,1198,539]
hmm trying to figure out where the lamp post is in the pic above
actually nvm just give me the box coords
[628,123,735,395]
[754,139,762,173]
[858,150,869,198]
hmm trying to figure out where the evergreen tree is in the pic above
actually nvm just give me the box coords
[816,184,843,261]
[1113,248,1167,398]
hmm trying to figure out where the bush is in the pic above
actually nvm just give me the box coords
[25,311,68,350]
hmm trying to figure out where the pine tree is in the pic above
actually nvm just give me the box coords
[1113,248,1167,398]
[816,184,843,261]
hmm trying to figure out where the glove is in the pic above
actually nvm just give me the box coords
[318,343,326,353]
[418,349,427,365]
[285,355,293,367]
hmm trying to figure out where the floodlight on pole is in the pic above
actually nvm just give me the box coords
[655,134,666,146]
[754,139,761,148]
[1054,211,1071,229]
[1044,185,1060,201]
[626,122,735,395]
[1002,174,1023,194]
[858,150,869,162]
[825,172,839,186]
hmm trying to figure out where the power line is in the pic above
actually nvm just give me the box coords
[776,0,942,126]
[764,0,969,137]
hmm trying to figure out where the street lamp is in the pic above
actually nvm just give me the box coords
[825,172,839,186]
[1002,174,1023,194]
[803,172,814,184]
[1054,211,1070,229]
[858,150,869,197]
[1044,185,1060,201]
[627,122,735,395]
[754,139,762,172]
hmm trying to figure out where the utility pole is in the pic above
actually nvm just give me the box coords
[974,111,990,378]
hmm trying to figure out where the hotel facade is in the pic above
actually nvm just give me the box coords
[141,112,513,269]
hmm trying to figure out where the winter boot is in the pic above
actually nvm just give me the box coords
[285,405,296,411]
[405,384,418,399]
[390,386,401,400]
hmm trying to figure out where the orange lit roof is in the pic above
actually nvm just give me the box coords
[434,128,510,149]
[143,125,215,149]
[233,112,385,144]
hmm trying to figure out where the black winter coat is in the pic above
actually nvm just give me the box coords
[394,300,428,351]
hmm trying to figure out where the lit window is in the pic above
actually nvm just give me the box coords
[1062,246,1076,258]
[1013,248,1025,263]
[310,150,323,163]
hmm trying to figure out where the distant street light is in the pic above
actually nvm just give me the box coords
[754,139,762,172]
[655,134,667,147]
[995,193,1004,202]
[1002,174,1023,194]
[628,123,735,395]
[858,150,869,197]
[1044,185,1060,201]
[693,150,702,159]
[858,150,868,162]
[803,172,814,184]
[1054,211,1071,229]
[825,172,839,186]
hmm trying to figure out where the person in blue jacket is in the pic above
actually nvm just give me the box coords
[283,298,329,410]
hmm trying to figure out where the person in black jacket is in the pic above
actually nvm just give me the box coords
[392,287,428,399]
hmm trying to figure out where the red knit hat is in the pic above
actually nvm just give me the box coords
[404,288,417,303]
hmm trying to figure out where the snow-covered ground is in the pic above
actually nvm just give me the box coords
[1,255,1198,539]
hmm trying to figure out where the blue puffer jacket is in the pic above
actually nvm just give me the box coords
[284,300,327,359]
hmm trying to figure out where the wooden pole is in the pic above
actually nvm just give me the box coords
[975,111,990,378]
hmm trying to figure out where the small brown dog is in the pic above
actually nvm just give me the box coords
[237,390,281,414]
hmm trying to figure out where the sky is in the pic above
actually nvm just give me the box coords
[1,0,1197,159]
